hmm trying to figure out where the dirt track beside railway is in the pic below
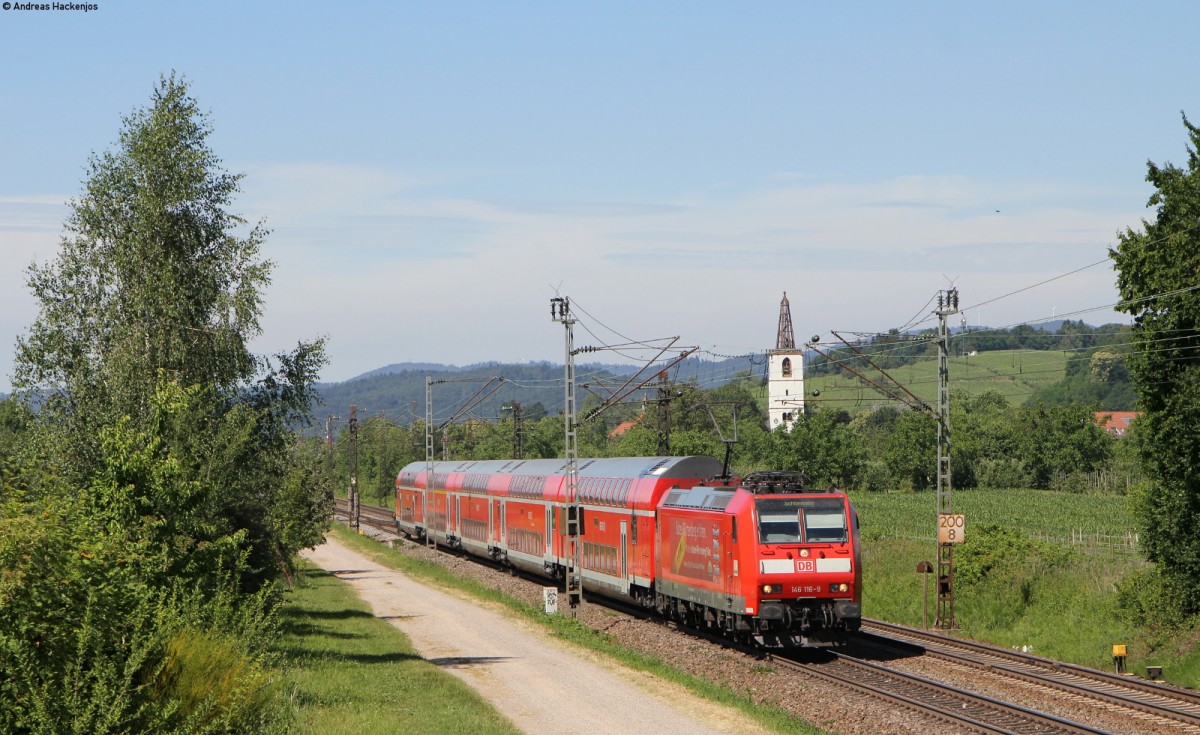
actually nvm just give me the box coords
[301,536,774,735]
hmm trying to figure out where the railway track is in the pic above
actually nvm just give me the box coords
[858,619,1200,733]
[773,650,1109,734]
[330,499,1187,734]
[336,499,397,530]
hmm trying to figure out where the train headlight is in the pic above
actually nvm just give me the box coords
[761,584,782,594]
[799,549,810,558]
[830,583,849,593]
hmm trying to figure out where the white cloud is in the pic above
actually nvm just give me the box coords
[0,168,1149,391]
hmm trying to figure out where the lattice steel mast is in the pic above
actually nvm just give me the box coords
[935,288,959,629]
[551,296,583,615]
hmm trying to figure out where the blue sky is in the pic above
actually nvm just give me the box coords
[2,1,1197,391]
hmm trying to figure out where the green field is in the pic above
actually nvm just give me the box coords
[849,489,1200,687]
[860,536,1151,671]
[848,488,1137,545]
[805,349,1068,409]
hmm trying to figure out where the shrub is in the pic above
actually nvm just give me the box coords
[955,523,1072,586]
[860,460,892,493]
[974,458,1030,489]
[148,628,286,733]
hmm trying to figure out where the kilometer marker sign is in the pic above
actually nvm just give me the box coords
[938,514,965,544]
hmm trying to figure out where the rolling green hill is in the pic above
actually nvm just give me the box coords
[804,349,1069,411]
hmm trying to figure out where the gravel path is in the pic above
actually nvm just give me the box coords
[302,536,775,735]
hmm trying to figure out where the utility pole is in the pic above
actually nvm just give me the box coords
[349,405,360,530]
[422,374,504,548]
[425,377,437,549]
[551,296,583,614]
[325,414,340,476]
[511,401,524,459]
[655,371,672,455]
[935,288,960,629]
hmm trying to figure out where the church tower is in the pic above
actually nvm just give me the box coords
[768,292,804,431]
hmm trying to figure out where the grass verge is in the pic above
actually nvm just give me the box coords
[275,559,522,735]
[858,536,1200,685]
[325,524,829,735]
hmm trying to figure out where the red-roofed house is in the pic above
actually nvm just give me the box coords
[1094,411,1140,438]
[608,417,643,439]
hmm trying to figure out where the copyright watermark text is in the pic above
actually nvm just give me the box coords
[2,2,100,10]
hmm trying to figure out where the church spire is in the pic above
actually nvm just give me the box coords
[776,292,795,350]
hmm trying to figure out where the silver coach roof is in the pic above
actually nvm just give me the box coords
[400,455,723,480]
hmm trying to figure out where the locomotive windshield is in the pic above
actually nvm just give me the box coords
[756,497,848,544]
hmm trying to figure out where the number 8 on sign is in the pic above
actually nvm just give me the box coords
[938,514,965,544]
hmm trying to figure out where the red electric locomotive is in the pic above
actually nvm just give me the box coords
[394,457,861,647]
[655,470,860,646]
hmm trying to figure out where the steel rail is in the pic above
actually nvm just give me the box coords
[860,618,1200,732]
[774,651,1111,735]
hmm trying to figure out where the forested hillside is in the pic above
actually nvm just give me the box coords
[319,322,1137,430]
[314,356,761,427]
[806,321,1135,411]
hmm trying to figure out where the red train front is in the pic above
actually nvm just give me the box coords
[655,470,861,646]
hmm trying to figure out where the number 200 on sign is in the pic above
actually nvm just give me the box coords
[938,514,965,544]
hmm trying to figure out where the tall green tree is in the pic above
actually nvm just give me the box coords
[1111,113,1200,613]
[768,408,866,488]
[12,73,329,588]
[883,409,937,490]
[1016,402,1111,489]
[0,397,32,470]
[15,72,276,478]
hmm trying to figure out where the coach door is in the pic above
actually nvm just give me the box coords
[620,520,629,582]
[499,500,506,545]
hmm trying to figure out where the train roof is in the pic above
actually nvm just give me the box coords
[400,455,723,480]
[660,484,736,512]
